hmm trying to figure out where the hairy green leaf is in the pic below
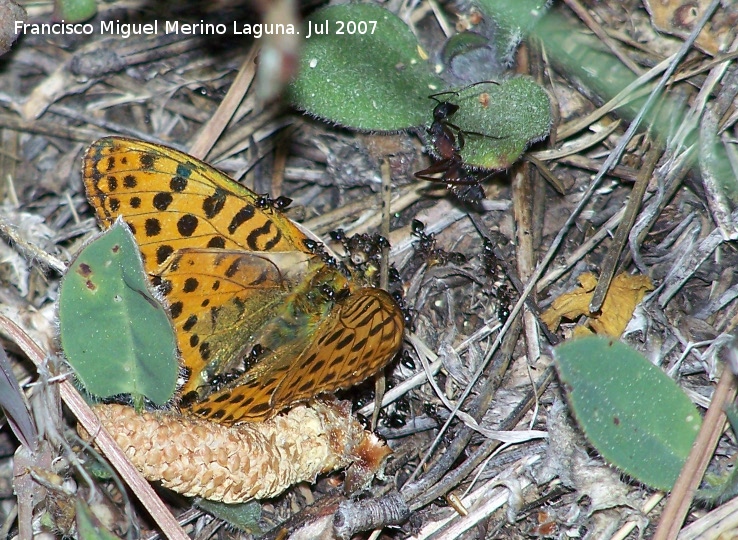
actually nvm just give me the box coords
[59,220,178,405]
[555,336,702,491]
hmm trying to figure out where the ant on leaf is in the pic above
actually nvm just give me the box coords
[415,81,503,204]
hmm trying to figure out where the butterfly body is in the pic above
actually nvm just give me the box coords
[83,137,404,424]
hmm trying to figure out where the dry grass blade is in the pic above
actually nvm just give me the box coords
[0,316,189,540]
[188,46,259,160]
[653,368,737,539]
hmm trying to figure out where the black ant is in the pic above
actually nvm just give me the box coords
[481,239,516,325]
[178,344,267,408]
[415,81,501,204]
[329,229,389,268]
[411,219,466,266]
[391,290,414,329]
[302,237,343,270]
[255,194,292,210]
[318,282,350,302]
[426,98,462,162]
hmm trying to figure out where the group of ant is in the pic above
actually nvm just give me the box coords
[415,81,503,205]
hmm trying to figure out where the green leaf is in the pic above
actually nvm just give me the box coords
[554,336,702,491]
[445,78,551,169]
[287,4,444,131]
[76,500,122,540]
[59,220,178,405]
[471,0,551,61]
[55,0,97,23]
[196,499,263,533]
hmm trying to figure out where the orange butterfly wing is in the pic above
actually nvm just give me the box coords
[188,288,404,424]
[82,136,405,423]
[154,248,315,394]
[83,136,312,274]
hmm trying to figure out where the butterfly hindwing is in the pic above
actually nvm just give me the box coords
[187,288,403,424]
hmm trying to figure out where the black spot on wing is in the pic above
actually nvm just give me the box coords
[153,192,173,211]
[177,214,198,236]
[337,333,354,349]
[140,153,156,170]
[170,176,187,192]
[207,236,226,249]
[203,188,227,219]
[249,403,271,415]
[183,277,199,292]
[182,315,197,331]
[170,301,183,319]
[145,218,161,237]
[351,337,368,352]
[228,205,255,235]
[247,220,278,250]
[156,245,174,265]
[225,258,240,278]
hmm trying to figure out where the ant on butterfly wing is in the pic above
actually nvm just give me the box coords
[415,81,503,204]
[255,194,293,210]
[318,282,350,303]
[301,237,344,271]
[178,344,269,408]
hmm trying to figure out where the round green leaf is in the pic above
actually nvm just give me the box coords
[59,220,178,405]
[554,336,702,491]
[55,0,97,23]
[447,78,551,169]
[287,4,444,131]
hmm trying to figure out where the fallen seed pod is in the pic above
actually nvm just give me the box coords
[81,400,390,503]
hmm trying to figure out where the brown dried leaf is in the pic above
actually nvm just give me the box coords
[643,0,738,55]
[541,273,654,337]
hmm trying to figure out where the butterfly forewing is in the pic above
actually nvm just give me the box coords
[83,137,312,274]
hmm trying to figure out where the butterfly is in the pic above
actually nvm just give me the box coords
[83,137,404,424]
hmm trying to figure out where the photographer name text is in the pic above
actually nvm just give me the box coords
[15,19,378,39]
